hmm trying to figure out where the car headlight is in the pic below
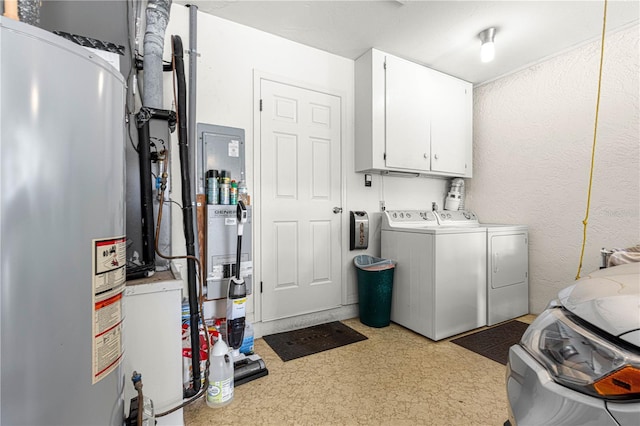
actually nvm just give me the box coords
[521,307,640,401]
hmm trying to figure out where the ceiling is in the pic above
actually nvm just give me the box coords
[179,0,640,85]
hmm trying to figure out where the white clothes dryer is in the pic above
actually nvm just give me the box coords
[484,224,529,326]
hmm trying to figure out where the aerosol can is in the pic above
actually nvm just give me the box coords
[227,201,247,353]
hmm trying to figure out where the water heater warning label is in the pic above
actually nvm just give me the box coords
[92,236,126,384]
[93,237,126,296]
[92,293,123,384]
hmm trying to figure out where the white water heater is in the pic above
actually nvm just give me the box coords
[1,18,126,424]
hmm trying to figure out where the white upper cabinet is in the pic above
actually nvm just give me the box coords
[355,48,473,177]
[385,54,431,171]
[430,70,472,175]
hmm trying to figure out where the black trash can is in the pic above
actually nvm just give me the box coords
[354,255,396,328]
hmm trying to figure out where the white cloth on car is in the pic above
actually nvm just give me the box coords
[608,244,640,267]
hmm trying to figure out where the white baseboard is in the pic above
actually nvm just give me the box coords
[253,305,359,339]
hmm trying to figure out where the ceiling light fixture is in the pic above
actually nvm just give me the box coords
[478,27,496,63]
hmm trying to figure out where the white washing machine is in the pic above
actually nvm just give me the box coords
[485,224,529,326]
[381,210,487,341]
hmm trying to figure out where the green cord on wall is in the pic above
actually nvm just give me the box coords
[576,0,608,280]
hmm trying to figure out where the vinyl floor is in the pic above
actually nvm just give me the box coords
[184,315,536,425]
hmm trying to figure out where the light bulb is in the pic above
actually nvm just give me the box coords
[478,27,497,63]
[480,41,495,63]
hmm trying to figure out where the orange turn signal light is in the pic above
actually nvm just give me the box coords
[594,366,640,397]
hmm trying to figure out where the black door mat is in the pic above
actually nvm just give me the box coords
[263,321,368,362]
[450,320,530,365]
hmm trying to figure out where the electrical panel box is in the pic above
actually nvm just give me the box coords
[206,205,253,299]
[198,124,251,300]
[197,123,245,192]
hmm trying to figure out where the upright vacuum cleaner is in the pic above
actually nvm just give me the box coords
[226,200,268,385]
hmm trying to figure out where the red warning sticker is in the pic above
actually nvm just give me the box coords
[92,236,126,384]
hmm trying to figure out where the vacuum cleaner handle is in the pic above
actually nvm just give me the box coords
[237,200,247,226]
[235,201,247,280]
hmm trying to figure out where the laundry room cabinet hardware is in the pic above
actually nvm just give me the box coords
[355,48,472,177]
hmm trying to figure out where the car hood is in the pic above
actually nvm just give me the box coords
[558,263,640,342]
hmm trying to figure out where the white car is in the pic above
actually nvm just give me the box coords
[506,262,640,425]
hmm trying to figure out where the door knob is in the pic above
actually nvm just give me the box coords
[333,207,343,214]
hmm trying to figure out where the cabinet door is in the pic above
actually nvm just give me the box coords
[384,54,431,171]
[429,70,471,175]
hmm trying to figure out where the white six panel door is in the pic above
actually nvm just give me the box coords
[260,79,342,321]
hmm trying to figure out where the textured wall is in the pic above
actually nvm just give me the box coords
[468,25,639,313]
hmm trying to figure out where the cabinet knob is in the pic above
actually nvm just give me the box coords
[424,153,428,159]
[434,154,439,160]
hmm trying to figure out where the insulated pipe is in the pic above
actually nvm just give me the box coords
[16,0,39,25]
[172,35,201,395]
[136,110,156,267]
[133,107,176,277]
[134,0,171,277]
[143,0,172,109]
